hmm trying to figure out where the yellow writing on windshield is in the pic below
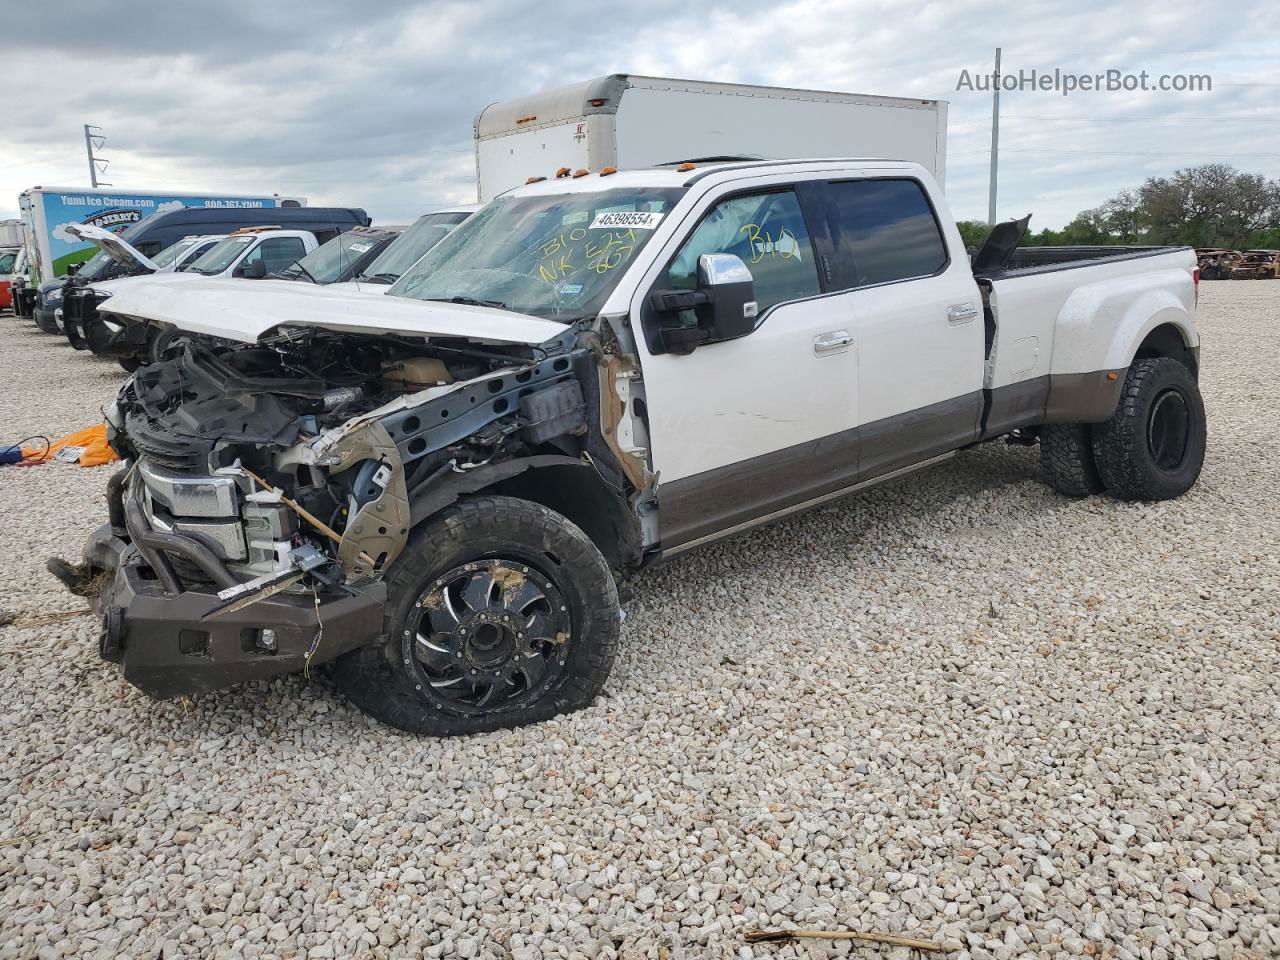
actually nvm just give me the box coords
[586,228,636,275]
[531,227,638,284]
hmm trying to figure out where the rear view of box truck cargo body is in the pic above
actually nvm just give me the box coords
[474,74,948,202]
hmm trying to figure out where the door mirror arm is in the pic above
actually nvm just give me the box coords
[647,254,758,355]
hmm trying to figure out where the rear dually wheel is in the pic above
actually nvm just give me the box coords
[1092,357,1206,501]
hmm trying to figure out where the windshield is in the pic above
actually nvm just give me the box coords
[276,230,386,283]
[188,235,257,276]
[150,237,199,269]
[77,249,133,282]
[356,211,469,283]
[391,187,684,320]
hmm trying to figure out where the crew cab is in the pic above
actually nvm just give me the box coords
[64,226,321,367]
[53,159,1205,736]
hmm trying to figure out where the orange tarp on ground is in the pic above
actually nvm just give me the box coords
[22,424,119,467]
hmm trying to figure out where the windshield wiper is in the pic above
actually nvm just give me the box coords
[426,295,510,310]
[292,263,318,284]
[362,272,399,284]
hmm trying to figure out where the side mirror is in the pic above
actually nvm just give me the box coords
[648,253,758,354]
[66,263,81,276]
[237,259,268,279]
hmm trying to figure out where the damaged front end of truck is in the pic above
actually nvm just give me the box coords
[53,179,690,733]
[53,310,647,703]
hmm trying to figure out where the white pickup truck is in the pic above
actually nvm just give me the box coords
[54,158,1204,736]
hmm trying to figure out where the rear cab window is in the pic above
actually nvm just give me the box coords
[825,178,949,287]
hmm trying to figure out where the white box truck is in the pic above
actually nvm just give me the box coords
[16,186,306,284]
[474,74,948,202]
[0,218,23,248]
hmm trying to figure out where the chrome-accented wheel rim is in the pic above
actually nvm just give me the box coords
[402,558,571,715]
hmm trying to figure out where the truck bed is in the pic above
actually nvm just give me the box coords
[976,245,1198,438]
[979,244,1187,279]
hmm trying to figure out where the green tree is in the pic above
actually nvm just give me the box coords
[1138,163,1280,247]
[954,220,991,251]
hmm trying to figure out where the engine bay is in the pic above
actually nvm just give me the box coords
[107,326,598,593]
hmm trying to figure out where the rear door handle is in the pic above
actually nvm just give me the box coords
[948,302,979,324]
[813,330,854,355]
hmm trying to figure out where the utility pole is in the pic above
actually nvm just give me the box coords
[988,47,1001,226]
[84,124,109,187]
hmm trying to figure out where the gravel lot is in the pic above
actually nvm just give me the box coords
[1,282,1278,960]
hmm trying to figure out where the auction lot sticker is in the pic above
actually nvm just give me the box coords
[589,211,664,230]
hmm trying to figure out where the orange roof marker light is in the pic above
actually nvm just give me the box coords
[526,176,547,184]
[572,168,590,178]
[677,162,696,172]
[555,167,572,179]
[600,166,618,176]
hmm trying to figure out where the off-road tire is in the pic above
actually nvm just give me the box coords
[1039,423,1105,497]
[333,495,620,735]
[1092,357,1206,501]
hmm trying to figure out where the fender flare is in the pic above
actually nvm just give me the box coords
[1049,268,1197,376]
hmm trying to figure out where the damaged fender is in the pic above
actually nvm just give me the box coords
[312,420,411,580]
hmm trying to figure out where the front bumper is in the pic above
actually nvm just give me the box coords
[34,304,60,333]
[73,482,386,699]
[63,290,116,354]
[12,286,37,318]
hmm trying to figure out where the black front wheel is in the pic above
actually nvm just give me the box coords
[333,496,620,735]
[1092,357,1206,501]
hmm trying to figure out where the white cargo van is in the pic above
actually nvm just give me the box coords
[474,74,947,201]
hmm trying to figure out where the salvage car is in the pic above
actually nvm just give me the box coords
[327,206,476,293]
[31,205,368,334]
[271,225,401,285]
[52,159,1205,735]
[65,227,323,367]
[1228,249,1280,280]
[1195,248,1239,281]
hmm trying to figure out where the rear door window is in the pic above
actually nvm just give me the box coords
[826,179,949,287]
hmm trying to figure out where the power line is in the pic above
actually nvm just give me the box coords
[1001,148,1280,157]
[1002,114,1280,122]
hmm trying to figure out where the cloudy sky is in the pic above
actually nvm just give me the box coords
[2,0,1277,229]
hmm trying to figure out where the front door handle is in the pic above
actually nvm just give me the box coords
[813,330,854,355]
[947,302,979,324]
